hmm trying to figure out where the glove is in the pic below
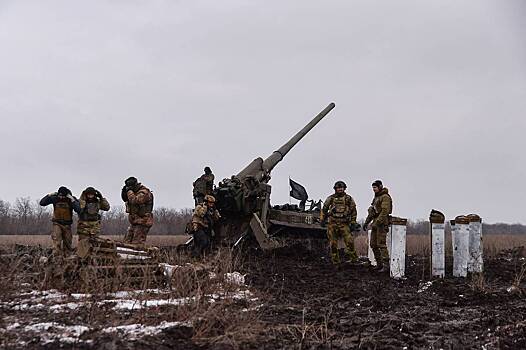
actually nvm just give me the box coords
[66,194,75,202]
[121,186,128,202]
[362,223,369,232]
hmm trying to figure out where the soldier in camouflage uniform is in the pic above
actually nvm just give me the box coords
[39,186,80,257]
[77,187,110,241]
[320,181,359,265]
[121,177,154,244]
[363,180,393,272]
[191,194,221,257]
[193,167,214,205]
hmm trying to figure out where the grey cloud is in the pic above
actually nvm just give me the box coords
[0,0,525,223]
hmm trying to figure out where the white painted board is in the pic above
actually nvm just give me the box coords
[431,223,445,278]
[453,223,469,277]
[390,224,406,279]
[468,221,483,273]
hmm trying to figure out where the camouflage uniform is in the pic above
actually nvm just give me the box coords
[364,188,393,268]
[193,173,214,205]
[191,201,221,257]
[124,184,154,244]
[320,193,358,264]
[39,191,79,257]
[77,189,110,241]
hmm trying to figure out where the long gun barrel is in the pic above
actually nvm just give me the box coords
[237,102,335,182]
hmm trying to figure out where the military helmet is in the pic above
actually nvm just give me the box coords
[125,176,138,187]
[204,194,216,203]
[84,187,96,194]
[204,166,212,175]
[58,186,71,196]
[333,181,347,190]
[372,180,383,188]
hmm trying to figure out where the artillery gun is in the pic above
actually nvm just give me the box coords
[214,103,335,250]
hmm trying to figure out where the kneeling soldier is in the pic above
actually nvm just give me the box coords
[320,181,358,265]
[39,186,80,257]
[77,187,110,241]
[191,195,221,257]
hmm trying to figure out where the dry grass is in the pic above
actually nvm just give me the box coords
[352,233,526,258]
[0,234,189,247]
[1,233,525,258]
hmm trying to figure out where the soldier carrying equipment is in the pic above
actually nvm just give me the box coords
[191,194,221,257]
[122,177,154,244]
[193,167,215,205]
[363,179,393,272]
[320,181,358,265]
[77,187,110,241]
[39,186,80,257]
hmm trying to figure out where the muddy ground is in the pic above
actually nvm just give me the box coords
[1,245,526,349]
[241,246,526,349]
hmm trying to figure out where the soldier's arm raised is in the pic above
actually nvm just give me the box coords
[39,193,56,206]
[100,198,110,211]
[127,188,152,205]
[71,197,81,214]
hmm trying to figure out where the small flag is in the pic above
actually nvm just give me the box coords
[289,178,308,202]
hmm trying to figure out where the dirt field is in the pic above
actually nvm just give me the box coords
[1,236,526,349]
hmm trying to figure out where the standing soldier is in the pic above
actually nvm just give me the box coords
[77,187,110,241]
[39,186,80,257]
[121,177,154,245]
[320,181,359,265]
[193,166,215,205]
[191,194,221,257]
[363,180,393,272]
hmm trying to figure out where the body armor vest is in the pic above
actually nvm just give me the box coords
[329,195,351,219]
[129,192,154,217]
[53,198,73,223]
[79,201,101,221]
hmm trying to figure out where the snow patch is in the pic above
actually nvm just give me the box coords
[225,272,246,285]
[417,281,433,293]
[159,263,179,279]
[103,321,190,339]
[24,322,89,344]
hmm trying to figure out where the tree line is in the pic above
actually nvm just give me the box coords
[0,197,525,235]
[0,197,192,235]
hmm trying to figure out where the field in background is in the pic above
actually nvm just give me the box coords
[1,233,525,257]
[0,234,189,248]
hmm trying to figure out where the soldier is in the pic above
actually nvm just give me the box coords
[320,181,359,265]
[193,166,215,205]
[191,194,221,257]
[39,186,80,257]
[77,187,110,241]
[121,177,154,244]
[363,180,393,272]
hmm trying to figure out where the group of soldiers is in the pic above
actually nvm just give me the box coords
[40,177,154,257]
[41,165,391,270]
[191,167,221,257]
[321,179,393,271]
[190,166,393,271]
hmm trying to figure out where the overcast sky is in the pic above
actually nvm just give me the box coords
[1,0,525,223]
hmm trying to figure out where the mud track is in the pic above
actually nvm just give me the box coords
[240,246,526,349]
